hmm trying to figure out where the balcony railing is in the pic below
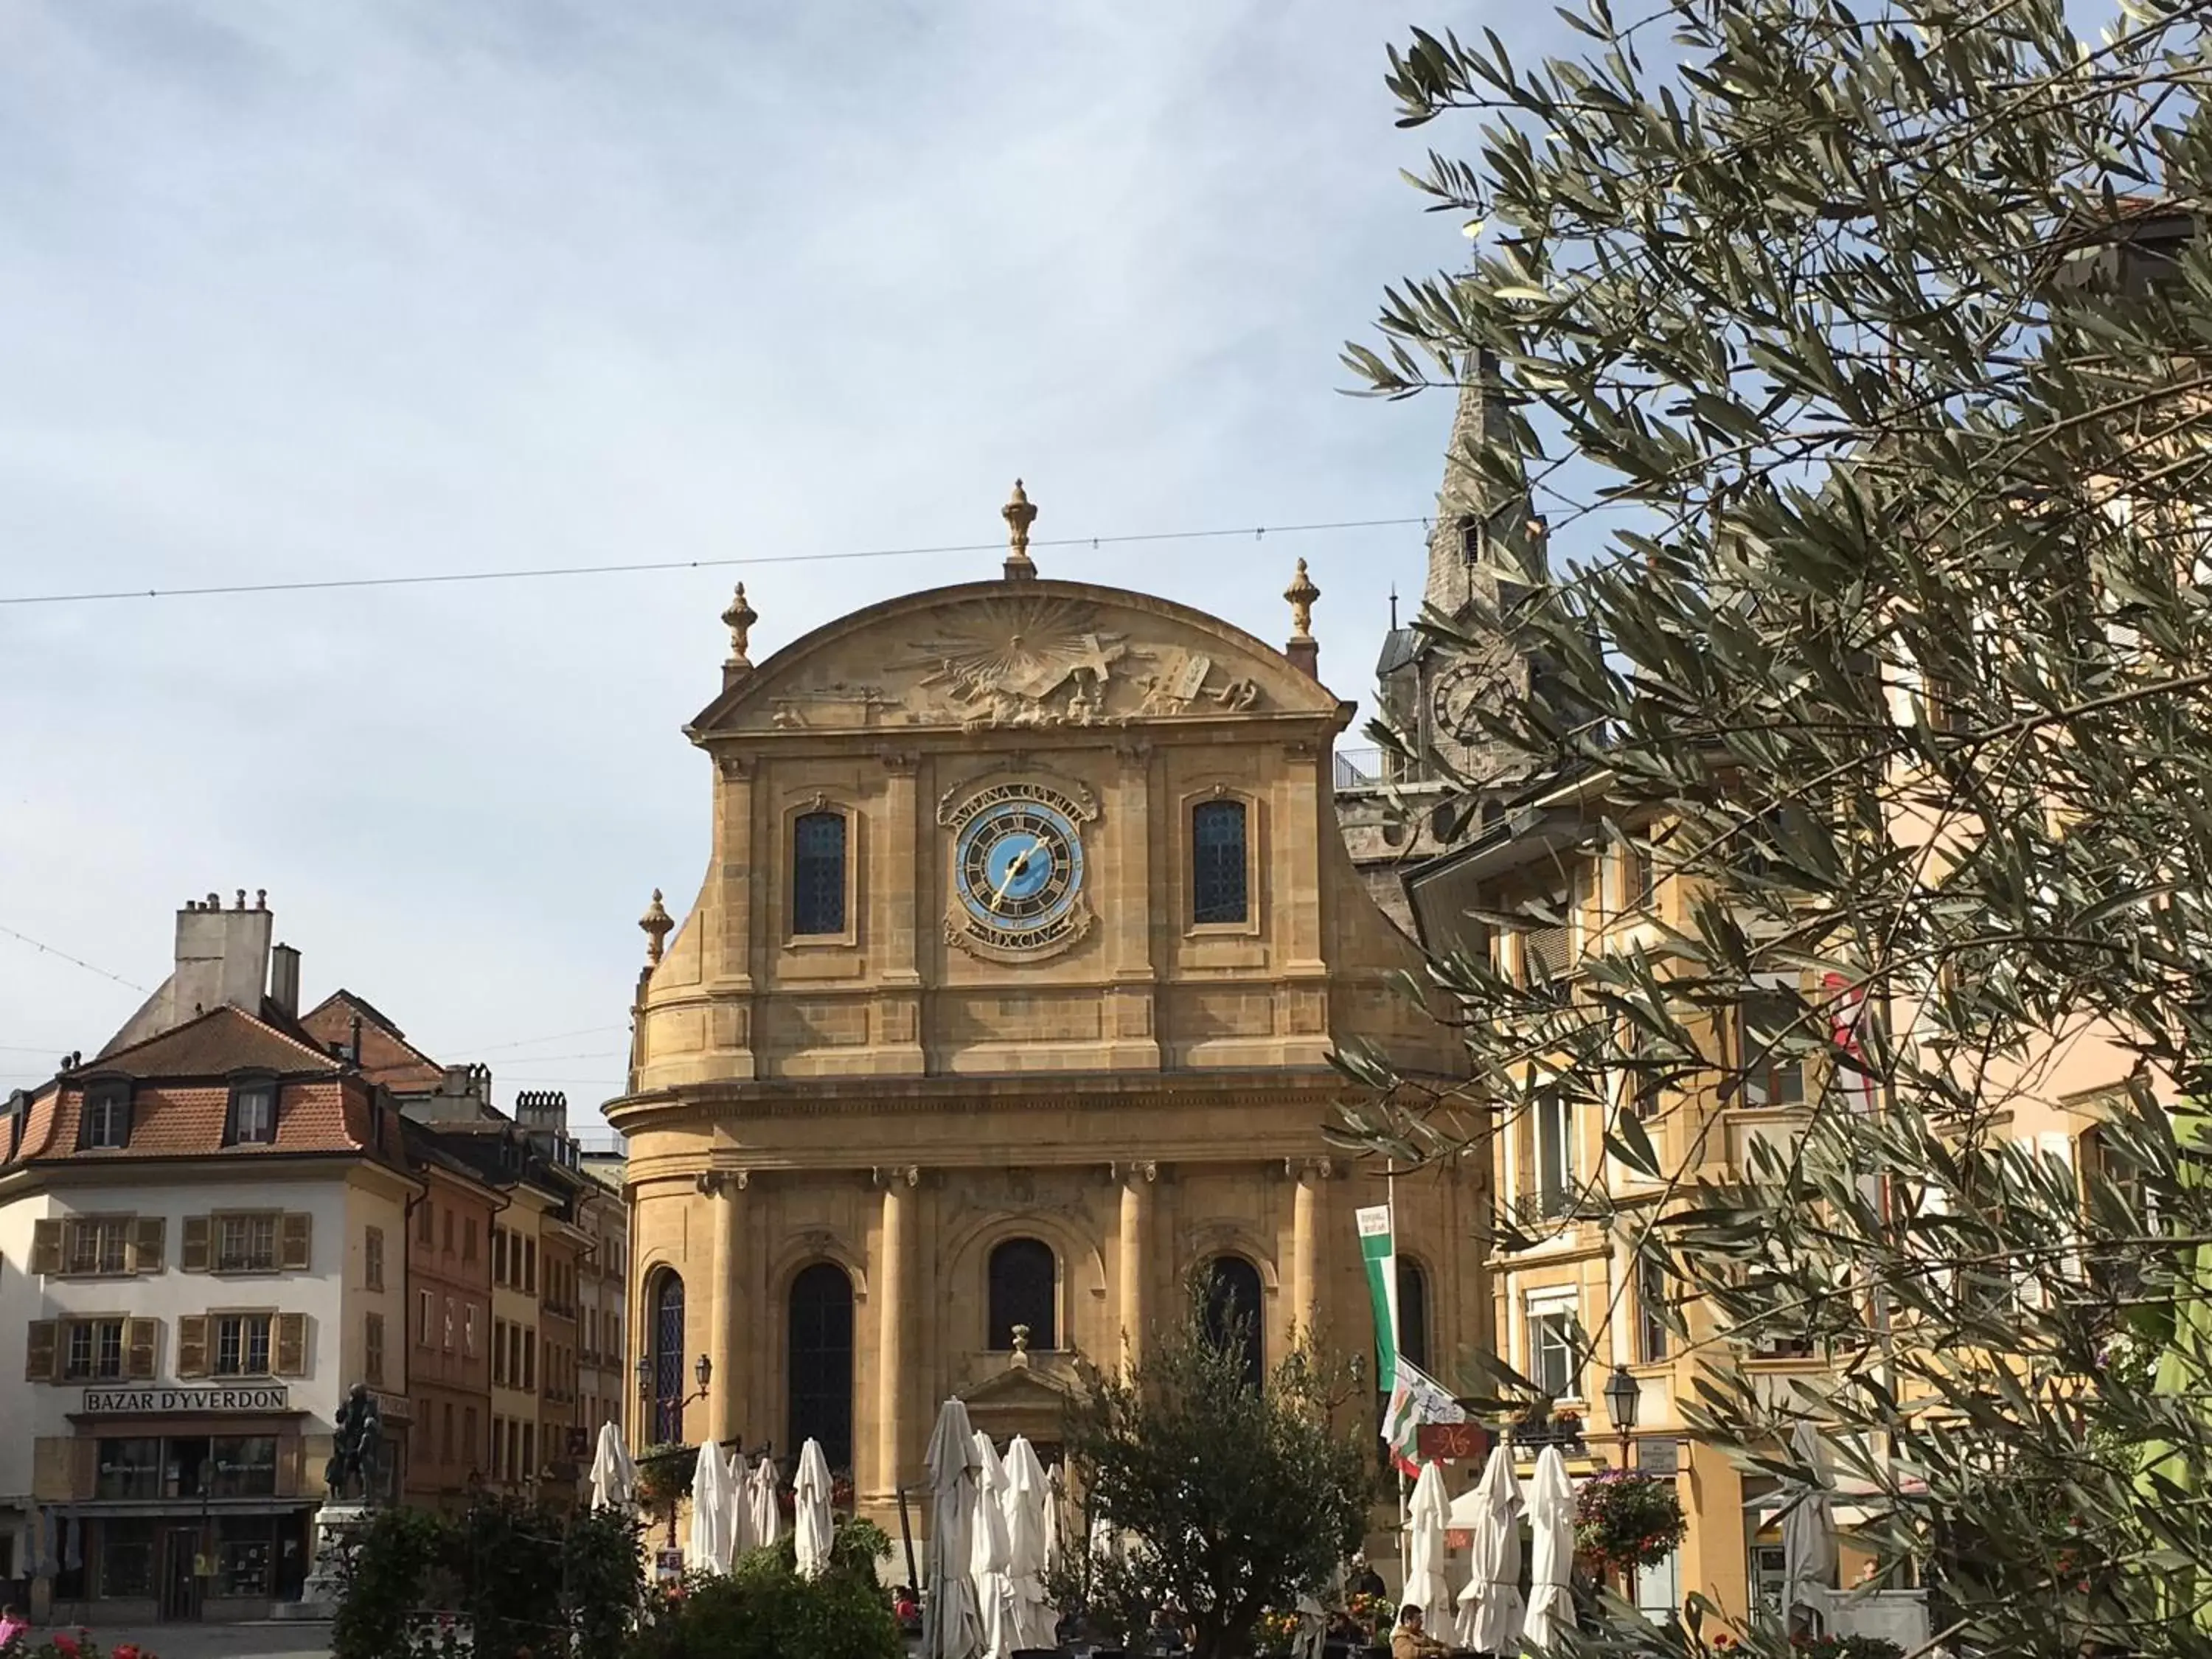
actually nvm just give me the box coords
[1332,748,1447,793]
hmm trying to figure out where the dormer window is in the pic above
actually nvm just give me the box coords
[81,1082,131,1151]
[793,811,849,936]
[226,1078,277,1147]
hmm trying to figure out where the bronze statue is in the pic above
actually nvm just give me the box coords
[324,1382,384,1501]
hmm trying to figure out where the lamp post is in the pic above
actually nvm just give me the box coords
[635,1353,712,1549]
[197,1454,216,1605]
[1604,1363,1640,1468]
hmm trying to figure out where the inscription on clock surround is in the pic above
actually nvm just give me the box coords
[942,781,1096,961]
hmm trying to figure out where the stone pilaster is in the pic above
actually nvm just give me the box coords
[704,1170,748,1445]
[874,1165,918,1498]
[1118,1161,1156,1374]
[1291,1157,1330,1339]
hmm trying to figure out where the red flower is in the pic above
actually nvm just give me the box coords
[53,1636,80,1658]
[114,1646,142,1659]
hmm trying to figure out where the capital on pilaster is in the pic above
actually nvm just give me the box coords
[872,1164,920,1190]
[1285,1155,1335,1181]
[1110,1159,1158,1185]
[717,754,756,782]
[879,748,919,776]
[694,1169,751,1198]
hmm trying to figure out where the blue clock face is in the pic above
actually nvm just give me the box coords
[954,794,1085,943]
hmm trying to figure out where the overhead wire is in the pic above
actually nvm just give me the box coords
[0,515,1431,608]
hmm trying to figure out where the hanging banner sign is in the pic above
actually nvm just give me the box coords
[1355,1203,1397,1393]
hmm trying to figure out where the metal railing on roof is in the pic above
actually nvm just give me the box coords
[1332,747,1446,792]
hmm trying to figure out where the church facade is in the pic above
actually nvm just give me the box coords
[608,489,1475,1523]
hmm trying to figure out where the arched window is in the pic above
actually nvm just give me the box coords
[793,812,848,936]
[1191,800,1249,925]
[1203,1255,1265,1389]
[649,1271,685,1444]
[787,1263,855,1470]
[1397,1258,1430,1373]
[987,1238,1057,1352]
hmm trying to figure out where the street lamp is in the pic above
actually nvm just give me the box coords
[1604,1363,1640,1467]
[635,1353,714,1548]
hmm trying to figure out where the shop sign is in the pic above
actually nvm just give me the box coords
[81,1385,291,1414]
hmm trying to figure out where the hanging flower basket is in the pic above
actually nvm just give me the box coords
[636,1443,698,1514]
[1573,1468,1686,1573]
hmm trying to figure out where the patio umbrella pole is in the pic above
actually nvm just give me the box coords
[897,1483,919,1593]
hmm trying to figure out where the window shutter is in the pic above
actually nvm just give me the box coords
[279,1214,313,1273]
[131,1217,165,1275]
[177,1315,209,1378]
[181,1216,211,1273]
[24,1321,56,1382]
[29,1220,60,1276]
[275,1312,307,1378]
[124,1318,157,1380]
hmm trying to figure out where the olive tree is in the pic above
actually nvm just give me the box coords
[1340,4,2212,1655]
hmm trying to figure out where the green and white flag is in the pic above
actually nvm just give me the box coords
[1356,1203,1397,1393]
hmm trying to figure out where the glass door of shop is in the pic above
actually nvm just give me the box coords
[159,1526,202,1622]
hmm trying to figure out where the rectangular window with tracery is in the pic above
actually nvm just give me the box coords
[1191,799,1249,925]
[792,811,848,936]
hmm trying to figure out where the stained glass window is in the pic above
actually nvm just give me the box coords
[651,1272,685,1444]
[793,813,848,936]
[1192,800,1248,925]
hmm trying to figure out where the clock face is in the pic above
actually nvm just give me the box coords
[956,796,1085,939]
[1430,653,1513,737]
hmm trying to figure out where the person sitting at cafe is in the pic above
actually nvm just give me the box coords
[1391,1604,1450,1659]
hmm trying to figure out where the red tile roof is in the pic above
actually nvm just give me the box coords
[10,1006,410,1168]
[299,990,447,1091]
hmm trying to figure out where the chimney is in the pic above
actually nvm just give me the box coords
[171,891,275,1023]
[515,1090,569,1135]
[268,945,301,1019]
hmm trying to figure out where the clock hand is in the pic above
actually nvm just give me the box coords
[992,838,1045,908]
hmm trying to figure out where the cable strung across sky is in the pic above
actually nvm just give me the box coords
[0,515,1430,608]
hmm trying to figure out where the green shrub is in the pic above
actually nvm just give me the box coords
[626,1546,900,1659]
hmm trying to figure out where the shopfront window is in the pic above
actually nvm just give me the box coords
[97,1519,156,1599]
[95,1438,162,1500]
[209,1436,278,1498]
[215,1516,276,1598]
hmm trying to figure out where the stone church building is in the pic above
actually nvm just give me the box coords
[608,487,1478,1523]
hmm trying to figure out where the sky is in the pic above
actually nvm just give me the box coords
[0,0,1537,1128]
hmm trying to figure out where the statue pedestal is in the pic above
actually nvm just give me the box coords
[275,1498,375,1621]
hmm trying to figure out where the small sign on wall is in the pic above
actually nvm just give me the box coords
[655,1548,683,1582]
[1416,1422,1490,1463]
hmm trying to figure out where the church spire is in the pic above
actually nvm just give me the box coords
[1423,348,1534,622]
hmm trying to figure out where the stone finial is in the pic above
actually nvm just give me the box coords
[1284,559,1321,679]
[639,888,674,964]
[1284,558,1319,641]
[1002,479,1038,580]
[721,584,759,688]
[1010,1324,1032,1364]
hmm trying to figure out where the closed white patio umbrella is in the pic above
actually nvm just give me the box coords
[924,1400,983,1659]
[1781,1420,1835,1632]
[1523,1446,1576,1650]
[794,1438,836,1581]
[726,1447,757,1557]
[1404,1461,1456,1633]
[684,1439,734,1575]
[747,1453,782,1552]
[1453,1441,1526,1654]
[588,1422,637,1514]
[1001,1436,1057,1652]
[971,1431,1015,1659]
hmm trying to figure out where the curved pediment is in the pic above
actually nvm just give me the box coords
[689,580,1346,741]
